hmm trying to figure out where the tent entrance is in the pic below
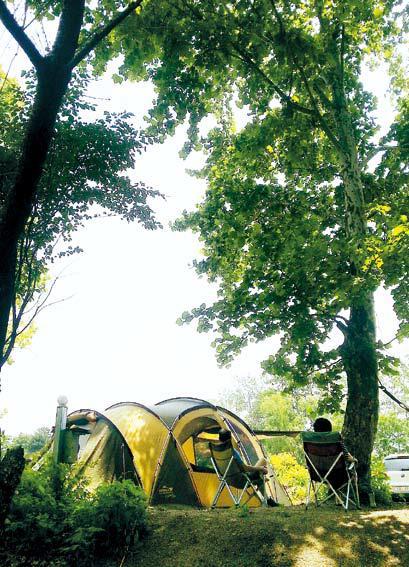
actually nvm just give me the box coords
[179,418,222,473]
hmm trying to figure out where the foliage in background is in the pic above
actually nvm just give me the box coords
[375,413,409,458]
[370,456,392,505]
[372,365,409,458]
[2,461,147,566]
[221,372,406,502]
[270,452,309,504]
[3,426,51,455]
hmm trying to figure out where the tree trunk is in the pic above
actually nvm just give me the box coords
[338,148,379,499]
[340,294,379,499]
[0,447,25,536]
[0,0,86,368]
[332,75,379,498]
[0,64,72,366]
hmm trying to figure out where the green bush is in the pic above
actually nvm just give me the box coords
[68,480,147,561]
[371,456,392,505]
[270,452,309,504]
[3,461,147,565]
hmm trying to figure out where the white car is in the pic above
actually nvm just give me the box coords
[384,454,409,499]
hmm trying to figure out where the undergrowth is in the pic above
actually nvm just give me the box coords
[1,460,147,566]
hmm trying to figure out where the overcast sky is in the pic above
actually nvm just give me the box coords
[1,29,407,436]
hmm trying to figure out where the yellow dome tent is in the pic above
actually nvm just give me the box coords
[63,397,290,507]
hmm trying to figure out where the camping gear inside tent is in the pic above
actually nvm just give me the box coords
[62,397,291,507]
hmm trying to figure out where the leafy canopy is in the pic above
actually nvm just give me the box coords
[98,0,408,406]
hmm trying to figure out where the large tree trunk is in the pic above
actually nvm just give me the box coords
[340,294,379,499]
[338,152,379,499]
[333,78,379,498]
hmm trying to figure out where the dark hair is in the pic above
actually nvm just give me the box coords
[313,417,332,432]
[219,428,232,443]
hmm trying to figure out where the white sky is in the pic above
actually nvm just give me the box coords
[0,28,407,436]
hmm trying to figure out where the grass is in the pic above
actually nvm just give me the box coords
[124,504,409,567]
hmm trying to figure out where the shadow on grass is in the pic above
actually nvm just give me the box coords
[294,509,409,567]
[130,505,409,567]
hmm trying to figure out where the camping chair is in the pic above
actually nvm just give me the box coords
[301,431,360,511]
[209,440,267,508]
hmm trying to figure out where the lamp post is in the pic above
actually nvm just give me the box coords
[53,395,68,464]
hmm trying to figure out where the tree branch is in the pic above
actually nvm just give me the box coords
[297,65,342,150]
[0,0,43,69]
[340,24,345,81]
[69,0,143,69]
[230,44,315,116]
[334,315,349,335]
[268,0,341,151]
[305,357,343,378]
[313,80,334,110]
[378,379,409,413]
[377,335,398,349]
[360,144,396,170]
[3,274,70,364]
[269,0,285,36]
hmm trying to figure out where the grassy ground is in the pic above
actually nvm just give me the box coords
[126,504,409,567]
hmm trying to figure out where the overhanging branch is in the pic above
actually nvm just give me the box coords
[70,0,143,68]
[0,0,43,69]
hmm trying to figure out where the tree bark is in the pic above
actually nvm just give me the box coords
[331,63,379,498]
[0,447,25,536]
[340,294,379,499]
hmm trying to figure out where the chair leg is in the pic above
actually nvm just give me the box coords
[241,480,266,507]
[306,479,312,509]
[238,483,250,506]
[262,479,267,507]
[345,480,351,511]
[211,480,226,508]
[352,474,360,509]
[312,481,319,506]
[225,483,240,506]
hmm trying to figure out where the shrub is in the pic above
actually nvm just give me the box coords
[68,480,147,561]
[4,463,73,557]
[371,456,392,505]
[4,461,147,565]
[270,452,309,504]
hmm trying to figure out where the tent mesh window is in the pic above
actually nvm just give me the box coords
[193,438,213,470]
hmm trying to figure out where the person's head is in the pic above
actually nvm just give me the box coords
[313,417,332,432]
[218,428,232,443]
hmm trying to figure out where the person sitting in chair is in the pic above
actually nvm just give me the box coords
[313,417,357,463]
[216,428,278,507]
[218,428,268,475]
